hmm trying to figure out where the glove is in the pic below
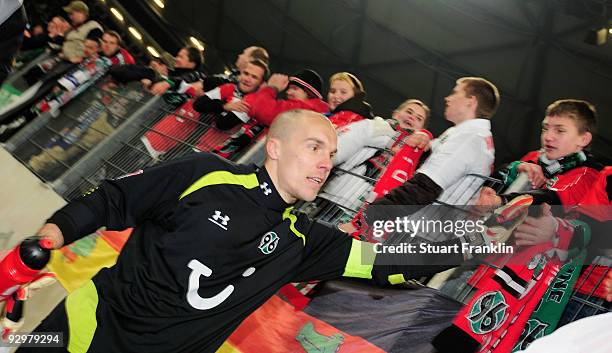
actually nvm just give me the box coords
[1,273,57,340]
[483,194,533,245]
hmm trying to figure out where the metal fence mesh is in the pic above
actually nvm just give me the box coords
[7,78,150,183]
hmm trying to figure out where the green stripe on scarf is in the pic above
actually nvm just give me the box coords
[512,220,591,352]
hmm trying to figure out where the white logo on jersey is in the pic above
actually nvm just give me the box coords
[208,211,230,230]
[186,259,256,310]
[258,231,279,255]
[260,182,272,196]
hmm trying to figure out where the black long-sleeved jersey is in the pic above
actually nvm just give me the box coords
[49,153,406,352]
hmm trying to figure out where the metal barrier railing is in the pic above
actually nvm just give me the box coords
[5,78,153,188]
[58,97,219,199]
[0,50,53,110]
[58,97,268,200]
[4,71,268,200]
[561,254,612,324]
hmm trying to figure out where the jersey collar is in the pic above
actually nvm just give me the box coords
[254,167,292,211]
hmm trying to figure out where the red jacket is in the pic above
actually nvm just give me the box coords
[248,86,329,126]
[205,83,259,124]
[578,166,612,221]
[108,48,135,66]
[208,83,258,105]
[143,95,199,154]
[516,150,600,273]
[329,110,367,130]
[520,150,600,206]
[144,84,261,154]
[574,166,611,299]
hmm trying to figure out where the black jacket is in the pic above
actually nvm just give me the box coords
[331,91,374,119]
[109,65,208,91]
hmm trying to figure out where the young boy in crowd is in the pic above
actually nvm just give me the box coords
[479,99,602,208]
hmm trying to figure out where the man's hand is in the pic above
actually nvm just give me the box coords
[36,223,64,249]
[402,132,431,150]
[477,187,502,207]
[69,56,84,64]
[517,162,546,188]
[48,19,66,38]
[267,74,289,92]
[189,81,205,96]
[223,100,250,113]
[604,270,612,302]
[47,22,58,37]
[150,81,171,96]
[338,222,357,234]
[514,203,557,246]
[141,78,152,89]
[56,20,71,36]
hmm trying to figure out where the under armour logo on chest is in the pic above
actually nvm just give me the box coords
[208,210,230,230]
[260,182,272,196]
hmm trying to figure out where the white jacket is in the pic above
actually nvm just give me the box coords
[320,118,397,211]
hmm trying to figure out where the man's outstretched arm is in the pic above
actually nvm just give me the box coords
[292,220,458,285]
[38,154,221,249]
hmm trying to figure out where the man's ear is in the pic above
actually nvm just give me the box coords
[468,95,478,112]
[579,131,592,149]
[266,138,281,160]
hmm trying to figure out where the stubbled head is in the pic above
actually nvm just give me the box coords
[265,110,337,203]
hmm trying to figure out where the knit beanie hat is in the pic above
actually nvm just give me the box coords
[289,69,323,99]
